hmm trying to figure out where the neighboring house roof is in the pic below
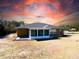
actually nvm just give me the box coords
[17,23,57,29]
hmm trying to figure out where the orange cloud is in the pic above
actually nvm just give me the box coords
[2,0,65,25]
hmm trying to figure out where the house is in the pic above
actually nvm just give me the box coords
[56,27,64,37]
[69,28,77,32]
[16,23,60,40]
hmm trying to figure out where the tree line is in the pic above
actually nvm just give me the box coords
[0,19,24,37]
[60,24,79,31]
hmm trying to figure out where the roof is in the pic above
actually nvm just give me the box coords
[17,23,57,29]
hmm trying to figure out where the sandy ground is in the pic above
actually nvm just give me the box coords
[0,31,79,59]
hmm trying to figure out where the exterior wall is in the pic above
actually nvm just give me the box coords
[16,29,29,37]
[31,36,50,39]
[56,29,64,36]
[16,28,59,40]
[50,29,58,38]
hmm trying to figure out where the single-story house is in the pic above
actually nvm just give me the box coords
[16,23,62,40]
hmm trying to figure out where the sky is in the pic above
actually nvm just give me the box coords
[0,0,79,25]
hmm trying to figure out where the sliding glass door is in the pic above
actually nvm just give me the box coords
[31,29,49,37]
[31,30,37,36]
[44,30,49,36]
[38,30,43,36]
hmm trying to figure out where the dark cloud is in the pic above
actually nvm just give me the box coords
[60,0,79,14]
[73,0,79,11]
[0,0,79,19]
[0,0,23,12]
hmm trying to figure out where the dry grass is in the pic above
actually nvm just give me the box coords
[0,32,79,59]
[4,33,17,41]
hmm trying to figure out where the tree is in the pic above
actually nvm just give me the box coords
[0,24,6,36]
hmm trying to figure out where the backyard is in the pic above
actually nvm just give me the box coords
[0,31,79,59]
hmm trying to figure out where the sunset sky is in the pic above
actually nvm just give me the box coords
[0,0,79,25]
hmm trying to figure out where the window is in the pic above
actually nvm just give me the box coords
[38,30,43,36]
[31,30,37,36]
[44,30,49,36]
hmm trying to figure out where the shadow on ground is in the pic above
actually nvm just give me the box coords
[36,37,59,41]
[36,35,72,41]
[62,35,72,37]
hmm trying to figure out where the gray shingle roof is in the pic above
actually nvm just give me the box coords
[17,23,57,29]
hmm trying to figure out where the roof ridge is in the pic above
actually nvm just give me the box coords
[43,25,49,28]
